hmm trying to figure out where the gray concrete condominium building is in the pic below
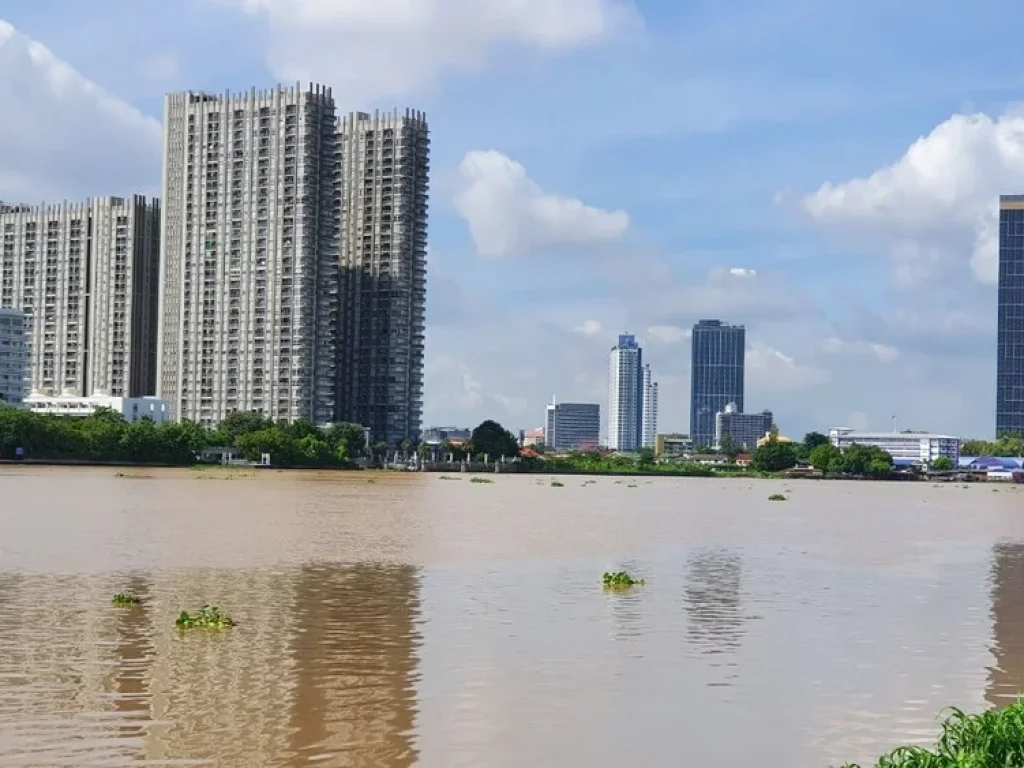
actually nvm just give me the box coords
[545,399,600,451]
[0,197,160,397]
[159,84,339,426]
[715,402,772,451]
[0,307,28,405]
[337,110,429,446]
[998,195,1024,436]
[690,319,745,449]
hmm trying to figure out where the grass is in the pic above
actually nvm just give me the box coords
[838,700,1024,767]
[550,480,564,487]
[469,476,494,484]
[768,493,788,501]
[175,605,236,629]
[602,571,646,589]
[112,592,141,606]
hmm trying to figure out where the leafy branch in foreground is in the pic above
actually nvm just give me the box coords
[839,700,1024,767]
[112,593,141,606]
[602,571,646,589]
[176,605,235,629]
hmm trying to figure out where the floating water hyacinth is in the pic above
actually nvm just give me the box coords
[839,700,1024,767]
[550,480,564,488]
[602,571,646,589]
[469,477,493,484]
[768,493,787,501]
[175,605,235,629]
[112,593,141,606]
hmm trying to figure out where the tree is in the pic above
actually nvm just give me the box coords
[751,440,797,472]
[470,420,519,460]
[636,447,656,469]
[931,455,954,471]
[400,439,413,458]
[808,443,843,472]
[218,411,271,444]
[325,422,366,458]
[803,432,829,450]
[841,443,893,477]
[717,431,740,458]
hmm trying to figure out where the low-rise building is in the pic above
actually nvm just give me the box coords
[829,428,959,466]
[655,433,693,458]
[421,426,472,445]
[24,392,171,424]
[545,399,600,451]
[0,307,27,406]
[715,403,773,451]
[522,428,544,447]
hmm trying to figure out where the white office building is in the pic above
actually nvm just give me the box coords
[0,307,27,406]
[24,392,171,423]
[641,364,658,448]
[1,197,160,398]
[828,428,960,466]
[608,333,643,450]
[336,109,429,446]
[158,84,339,427]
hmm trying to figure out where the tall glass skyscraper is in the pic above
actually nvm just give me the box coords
[998,195,1024,436]
[690,320,745,448]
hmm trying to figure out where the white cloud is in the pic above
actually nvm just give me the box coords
[574,319,603,336]
[0,20,161,202]
[647,324,689,344]
[747,342,830,392]
[219,0,642,105]
[454,149,630,258]
[800,109,1024,285]
[727,267,757,278]
[820,336,899,363]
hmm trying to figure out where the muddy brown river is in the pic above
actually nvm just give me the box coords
[1,467,1023,767]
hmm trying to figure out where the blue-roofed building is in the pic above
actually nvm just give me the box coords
[958,456,1024,471]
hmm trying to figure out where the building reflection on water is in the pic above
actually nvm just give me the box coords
[0,565,423,768]
[986,543,1024,707]
[683,548,746,656]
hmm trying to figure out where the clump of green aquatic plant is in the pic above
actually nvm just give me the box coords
[438,475,460,481]
[175,605,235,629]
[602,571,646,589]
[112,593,141,606]
[839,699,1024,767]
[768,493,787,501]
[470,476,494,484]
[626,482,638,488]
[550,480,564,488]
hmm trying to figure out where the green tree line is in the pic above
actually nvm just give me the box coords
[749,432,895,477]
[0,407,368,467]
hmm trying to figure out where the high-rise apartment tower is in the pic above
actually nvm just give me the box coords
[608,333,643,450]
[336,110,429,446]
[690,319,745,448]
[641,363,658,449]
[0,307,27,405]
[0,196,160,397]
[158,84,339,426]
[998,195,1024,436]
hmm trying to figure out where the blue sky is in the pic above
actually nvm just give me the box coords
[0,0,1019,438]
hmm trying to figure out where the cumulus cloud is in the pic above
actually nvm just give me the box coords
[747,342,830,392]
[820,336,899,363]
[454,149,630,258]
[574,319,603,336]
[0,20,161,202]
[647,324,689,344]
[800,109,1024,285]
[219,0,642,105]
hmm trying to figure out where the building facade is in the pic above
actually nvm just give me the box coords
[0,307,27,405]
[420,426,471,445]
[655,433,693,458]
[998,195,1024,436]
[336,110,429,446]
[24,393,171,423]
[158,84,339,427]
[828,428,959,466]
[0,197,159,398]
[641,363,658,449]
[544,399,600,451]
[608,333,643,450]
[690,319,745,449]
[715,402,773,451]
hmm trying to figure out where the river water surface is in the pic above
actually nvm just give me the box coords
[2,468,1024,767]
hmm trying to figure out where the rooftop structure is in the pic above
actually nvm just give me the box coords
[829,428,959,466]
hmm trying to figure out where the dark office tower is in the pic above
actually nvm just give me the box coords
[690,319,745,449]
[336,110,430,447]
[998,195,1024,437]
